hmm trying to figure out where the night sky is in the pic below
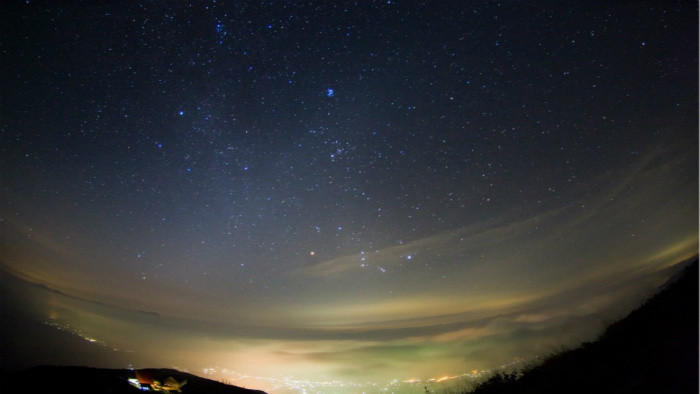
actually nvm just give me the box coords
[1,1,697,393]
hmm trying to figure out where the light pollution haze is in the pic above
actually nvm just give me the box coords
[2,145,697,392]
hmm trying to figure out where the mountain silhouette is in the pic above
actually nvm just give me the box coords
[1,365,266,394]
[468,259,699,394]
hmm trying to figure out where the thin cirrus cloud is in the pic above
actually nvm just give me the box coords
[0,144,696,384]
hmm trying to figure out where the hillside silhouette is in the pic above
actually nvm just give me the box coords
[1,365,266,394]
[468,259,699,394]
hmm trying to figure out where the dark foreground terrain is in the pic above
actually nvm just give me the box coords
[1,365,266,394]
[469,259,699,394]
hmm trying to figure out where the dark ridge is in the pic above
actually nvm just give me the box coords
[0,365,267,394]
[468,259,699,394]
